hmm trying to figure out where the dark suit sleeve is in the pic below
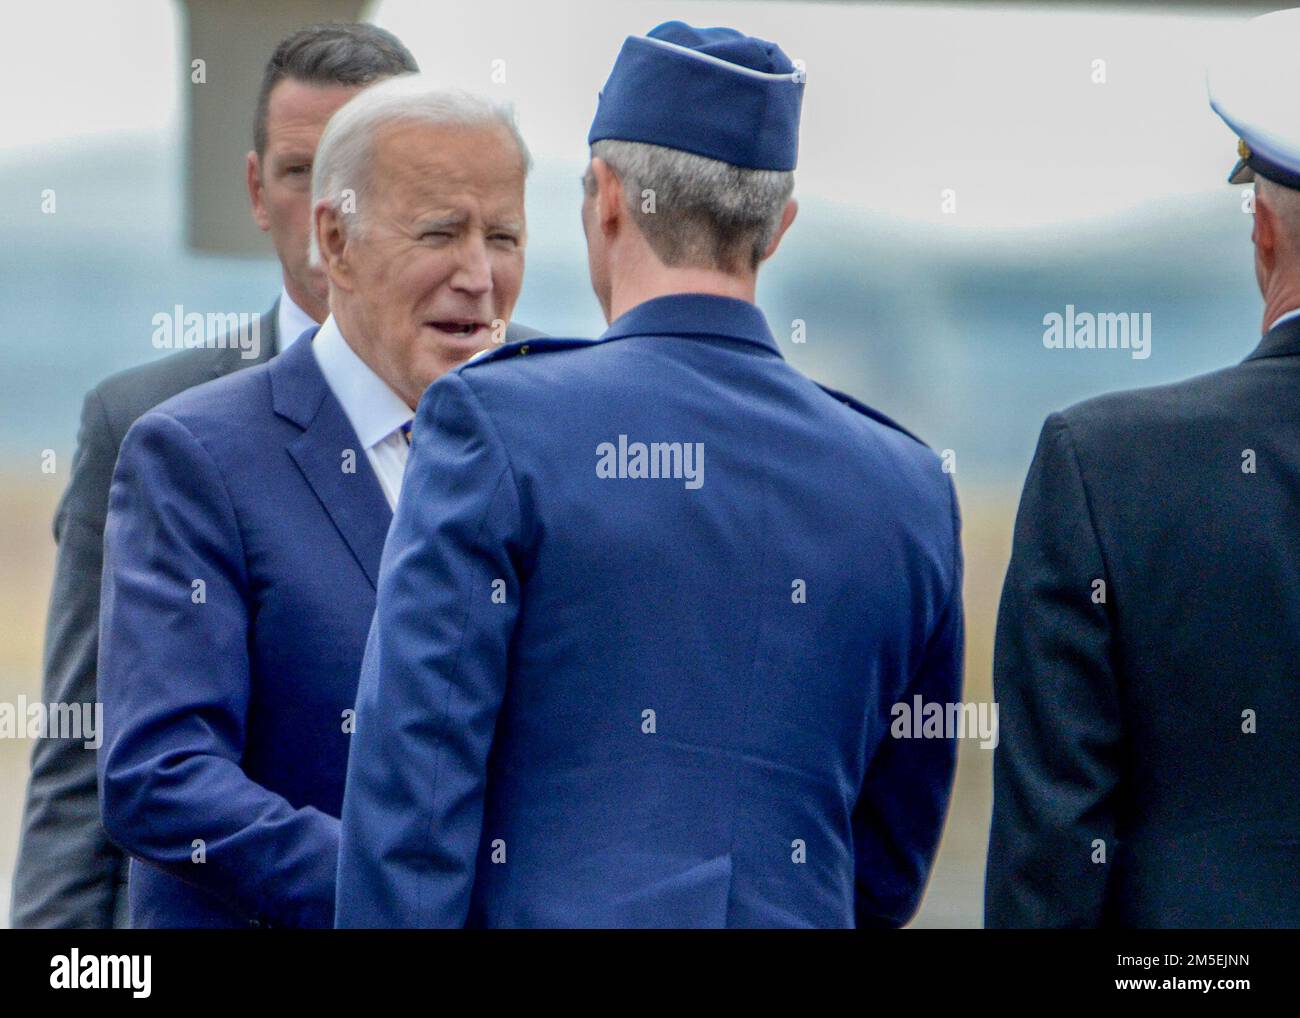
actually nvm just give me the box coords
[10,387,127,928]
[852,475,964,927]
[336,371,522,928]
[984,412,1123,928]
[98,411,339,928]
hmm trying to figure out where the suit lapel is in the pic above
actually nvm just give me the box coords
[271,331,393,589]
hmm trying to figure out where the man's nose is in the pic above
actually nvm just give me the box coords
[450,236,493,295]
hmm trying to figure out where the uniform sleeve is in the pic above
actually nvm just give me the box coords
[336,371,523,928]
[11,387,127,928]
[98,411,339,928]
[984,412,1123,928]
[852,473,964,927]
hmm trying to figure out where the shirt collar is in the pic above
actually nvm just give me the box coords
[1266,306,1300,334]
[310,315,413,449]
[598,293,782,356]
[276,286,321,353]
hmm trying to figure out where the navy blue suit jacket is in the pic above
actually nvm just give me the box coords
[99,329,391,928]
[336,294,963,928]
[987,318,1300,928]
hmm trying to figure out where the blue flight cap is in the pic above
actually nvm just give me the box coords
[1209,9,1300,189]
[588,20,805,171]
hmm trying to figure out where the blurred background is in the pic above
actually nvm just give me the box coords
[0,0,1277,926]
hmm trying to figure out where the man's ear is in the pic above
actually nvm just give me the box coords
[591,157,623,237]
[761,198,799,262]
[315,200,353,292]
[1254,185,1277,270]
[247,151,270,232]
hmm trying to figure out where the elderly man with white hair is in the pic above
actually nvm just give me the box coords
[96,76,538,929]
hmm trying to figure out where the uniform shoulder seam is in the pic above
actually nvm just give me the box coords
[458,336,600,371]
[815,382,929,448]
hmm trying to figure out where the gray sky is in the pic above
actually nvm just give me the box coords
[2,0,1247,231]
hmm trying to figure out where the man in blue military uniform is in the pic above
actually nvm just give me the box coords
[336,21,963,928]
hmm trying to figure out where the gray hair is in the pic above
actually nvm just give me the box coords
[586,139,794,272]
[309,75,531,266]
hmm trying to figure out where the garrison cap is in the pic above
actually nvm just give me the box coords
[587,20,805,171]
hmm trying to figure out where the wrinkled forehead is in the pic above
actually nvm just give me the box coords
[369,119,527,217]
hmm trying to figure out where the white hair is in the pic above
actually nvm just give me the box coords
[308,73,531,266]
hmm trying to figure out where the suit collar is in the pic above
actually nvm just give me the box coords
[270,326,392,589]
[599,293,782,356]
[209,299,279,379]
[1245,314,1300,363]
[264,296,281,357]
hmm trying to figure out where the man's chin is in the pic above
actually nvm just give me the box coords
[422,321,495,359]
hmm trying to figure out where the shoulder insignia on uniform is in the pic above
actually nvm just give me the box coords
[458,336,600,370]
[815,383,929,448]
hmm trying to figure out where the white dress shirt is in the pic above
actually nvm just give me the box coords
[276,286,319,353]
[311,315,414,510]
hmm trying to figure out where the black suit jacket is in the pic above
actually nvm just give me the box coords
[10,303,546,927]
[986,317,1300,928]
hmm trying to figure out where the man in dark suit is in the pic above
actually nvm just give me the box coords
[10,22,420,929]
[986,11,1300,928]
[98,76,533,927]
[335,23,963,928]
